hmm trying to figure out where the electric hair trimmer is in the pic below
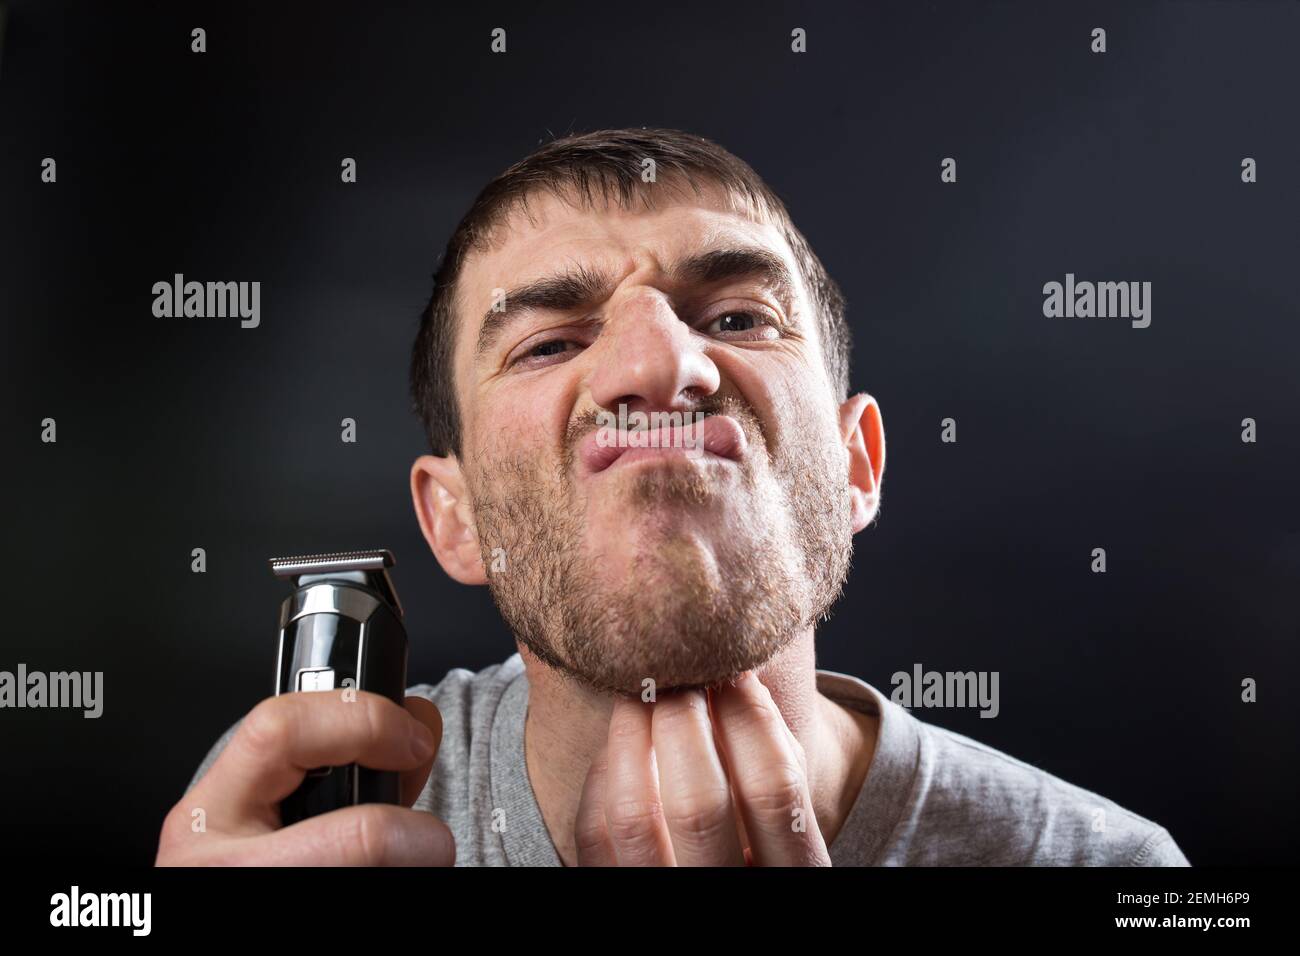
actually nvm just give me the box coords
[270,549,409,825]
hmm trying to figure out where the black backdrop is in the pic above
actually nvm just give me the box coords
[2,0,1296,866]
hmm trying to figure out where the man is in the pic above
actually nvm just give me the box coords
[157,128,1189,866]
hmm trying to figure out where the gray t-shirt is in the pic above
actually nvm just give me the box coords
[188,652,1190,866]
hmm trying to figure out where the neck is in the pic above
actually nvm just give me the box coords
[519,630,878,866]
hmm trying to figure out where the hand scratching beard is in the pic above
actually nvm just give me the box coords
[466,394,853,696]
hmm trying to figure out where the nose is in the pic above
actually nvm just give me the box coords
[587,288,720,414]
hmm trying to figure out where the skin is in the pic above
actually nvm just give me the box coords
[155,181,886,867]
[156,691,453,865]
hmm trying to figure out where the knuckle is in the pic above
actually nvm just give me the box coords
[573,813,610,854]
[358,692,386,743]
[342,805,395,865]
[737,769,805,816]
[734,693,782,731]
[605,798,666,845]
[664,790,735,843]
[240,697,294,757]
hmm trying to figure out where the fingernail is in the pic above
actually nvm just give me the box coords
[409,724,435,760]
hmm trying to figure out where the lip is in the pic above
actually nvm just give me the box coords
[577,414,748,477]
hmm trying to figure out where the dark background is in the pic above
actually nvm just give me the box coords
[2,0,1296,866]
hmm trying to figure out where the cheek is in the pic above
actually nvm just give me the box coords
[468,373,575,475]
[716,350,835,458]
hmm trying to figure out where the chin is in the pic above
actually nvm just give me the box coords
[554,562,802,696]
[628,530,730,592]
[599,622,795,696]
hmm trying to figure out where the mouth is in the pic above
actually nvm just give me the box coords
[577,413,748,477]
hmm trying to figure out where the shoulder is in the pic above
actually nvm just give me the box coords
[404,654,528,835]
[404,652,525,719]
[817,669,1189,867]
[906,718,1189,866]
[400,652,527,784]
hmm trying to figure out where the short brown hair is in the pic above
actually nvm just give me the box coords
[409,128,850,457]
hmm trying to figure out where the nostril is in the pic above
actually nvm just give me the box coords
[613,396,641,414]
[604,396,699,422]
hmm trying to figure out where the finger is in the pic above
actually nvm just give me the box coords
[707,687,752,856]
[711,671,830,866]
[573,745,619,866]
[651,690,745,866]
[194,690,438,831]
[603,696,674,866]
[195,804,456,866]
[401,696,443,806]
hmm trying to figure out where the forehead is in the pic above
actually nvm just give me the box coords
[456,185,801,317]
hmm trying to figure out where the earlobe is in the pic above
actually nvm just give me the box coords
[410,454,489,585]
[839,393,886,533]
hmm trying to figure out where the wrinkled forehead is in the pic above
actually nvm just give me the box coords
[453,179,803,341]
[479,174,775,251]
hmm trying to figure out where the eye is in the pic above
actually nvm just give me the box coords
[509,337,583,369]
[703,309,779,340]
[532,340,571,357]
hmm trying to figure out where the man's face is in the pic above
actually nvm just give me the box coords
[448,185,856,694]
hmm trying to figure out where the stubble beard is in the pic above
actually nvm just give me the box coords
[466,399,854,697]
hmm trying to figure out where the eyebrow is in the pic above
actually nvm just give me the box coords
[474,245,799,360]
[670,246,797,312]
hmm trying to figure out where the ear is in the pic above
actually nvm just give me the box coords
[838,393,885,533]
[410,454,488,585]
